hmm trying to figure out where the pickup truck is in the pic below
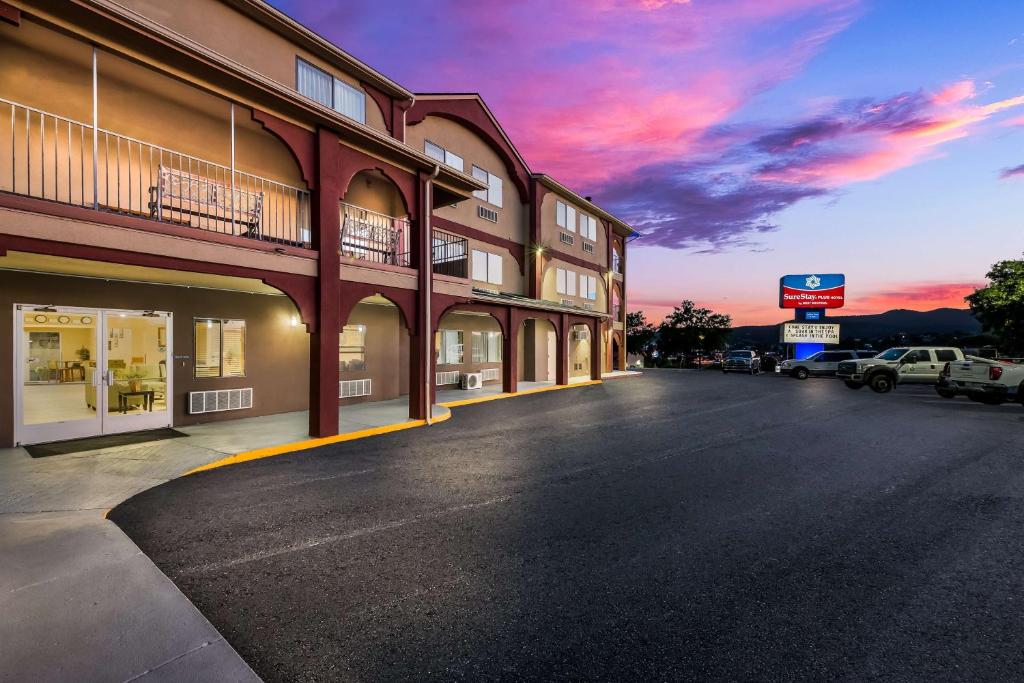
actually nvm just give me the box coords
[936,358,1024,406]
[836,347,965,393]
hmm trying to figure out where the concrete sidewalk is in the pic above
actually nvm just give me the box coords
[0,398,442,683]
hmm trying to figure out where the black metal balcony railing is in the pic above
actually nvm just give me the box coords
[432,228,468,278]
[340,202,410,267]
[1,98,311,246]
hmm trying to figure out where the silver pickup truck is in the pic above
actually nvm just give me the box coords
[937,357,1024,406]
[837,346,965,393]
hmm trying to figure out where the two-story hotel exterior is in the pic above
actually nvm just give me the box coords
[0,0,633,447]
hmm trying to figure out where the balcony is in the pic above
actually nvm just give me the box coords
[0,99,312,247]
[432,228,468,278]
[341,202,410,267]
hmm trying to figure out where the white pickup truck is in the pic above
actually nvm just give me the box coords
[836,346,965,393]
[936,357,1024,406]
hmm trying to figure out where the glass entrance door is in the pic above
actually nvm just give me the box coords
[17,305,102,444]
[15,305,173,445]
[101,311,172,435]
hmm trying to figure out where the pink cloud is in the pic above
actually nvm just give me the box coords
[841,282,983,316]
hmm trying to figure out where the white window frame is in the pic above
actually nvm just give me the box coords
[472,330,502,363]
[471,249,503,286]
[579,274,597,301]
[581,215,597,241]
[425,140,464,172]
[436,329,464,365]
[472,165,503,208]
[296,58,365,124]
[556,200,577,233]
[556,268,577,296]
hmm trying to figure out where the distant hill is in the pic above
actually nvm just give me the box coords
[729,308,982,347]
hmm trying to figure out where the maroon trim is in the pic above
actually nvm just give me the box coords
[251,109,316,189]
[0,193,316,259]
[528,178,547,298]
[338,281,416,333]
[392,98,412,142]
[0,1,19,25]
[310,127,342,437]
[338,146,417,217]
[433,301,510,338]
[361,81,407,140]
[431,215,525,274]
[542,247,606,276]
[407,99,530,202]
[0,232,317,331]
[567,315,602,381]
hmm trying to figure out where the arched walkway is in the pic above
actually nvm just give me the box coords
[338,295,411,422]
[435,308,505,397]
[517,316,559,386]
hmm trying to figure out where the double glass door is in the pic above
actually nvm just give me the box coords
[16,305,172,445]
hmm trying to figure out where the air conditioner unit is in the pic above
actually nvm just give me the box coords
[461,372,483,390]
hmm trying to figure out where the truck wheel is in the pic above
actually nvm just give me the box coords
[794,367,809,380]
[934,387,957,399]
[844,380,864,390]
[869,373,894,393]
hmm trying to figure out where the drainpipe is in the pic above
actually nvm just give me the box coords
[424,163,440,425]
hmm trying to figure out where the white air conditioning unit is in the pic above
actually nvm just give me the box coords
[461,372,483,390]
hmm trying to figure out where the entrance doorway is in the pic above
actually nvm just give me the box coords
[15,305,173,445]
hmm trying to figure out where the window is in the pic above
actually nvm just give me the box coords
[334,80,366,124]
[424,140,464,171]
[556,267,577,296]
[556,200,576,232]
[612,248,622,274]
[472,166,503,208]
[296,58,365,123]
[580,215,598,241]
[339,324,366,372]
[579,274,597,301]
[935,350,958,362]
[472,331,502,363]
[435,329,464,364]
[194,319,245,378]
[471,249,503,285]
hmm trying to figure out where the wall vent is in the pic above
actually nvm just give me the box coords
[188,388,253,414]
[339,378,372,398]
[559,232,574,246]
[582,303,595,311]
[561,298,574,307]
[436,371,461,386]
[477,206,498,222]
[481,367,500,381]
[582,241,594,253]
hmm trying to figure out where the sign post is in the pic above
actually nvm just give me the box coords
[779,274,845,360]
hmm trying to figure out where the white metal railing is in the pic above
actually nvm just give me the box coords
[0,98,311,247]
[340,202,410,266]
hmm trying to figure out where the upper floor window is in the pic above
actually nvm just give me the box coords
[556,267,577,296]
[296,58,366,124]
[424,140,464,172]
[471,249,503,286]
[612,248,622,274]
[556,200,576,233]
[194,319,245,378]
[579,274,597,301]
[580,215,598,241]
[471,166,503,208]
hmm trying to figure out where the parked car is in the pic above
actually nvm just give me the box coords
[836,346,965,393]
[722,350,761,375]
[780,350,876,380]
[936,357,1024,406]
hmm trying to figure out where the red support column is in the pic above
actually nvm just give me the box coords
[503,308,518,394]
[309,128,341,437]
[410,170,434,420]
[590,319,602,381]
[557,313,569,385]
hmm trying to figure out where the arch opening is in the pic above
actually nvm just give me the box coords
[436,309,504,394]
[339,295,411,417]
[517,316,558,386]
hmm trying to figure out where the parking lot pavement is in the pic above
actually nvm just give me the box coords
[110,370,1024,681]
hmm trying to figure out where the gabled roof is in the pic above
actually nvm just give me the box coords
[533,174,638,238]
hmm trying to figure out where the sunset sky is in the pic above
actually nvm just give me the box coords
[272,0,1024,325]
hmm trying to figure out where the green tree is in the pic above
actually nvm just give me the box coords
[657,300,732,362]
[966,256,1024,354]
[626,311,656,363]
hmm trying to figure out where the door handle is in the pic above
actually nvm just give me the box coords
[105,371,116,387]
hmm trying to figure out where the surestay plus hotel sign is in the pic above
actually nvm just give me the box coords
[778,274,846,359]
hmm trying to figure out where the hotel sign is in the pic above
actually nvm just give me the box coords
[779,274,846,309]
[781,322,841,344]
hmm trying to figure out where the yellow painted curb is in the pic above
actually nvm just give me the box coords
[438,379,602,408]
[184,378,602,476]
[185,410,452,475]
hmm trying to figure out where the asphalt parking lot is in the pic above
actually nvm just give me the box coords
[111,370,1024,681]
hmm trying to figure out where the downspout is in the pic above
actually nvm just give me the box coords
[424,163,440,425]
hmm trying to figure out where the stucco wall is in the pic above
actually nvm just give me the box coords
[539,191,608,269]
[436,311,503,386]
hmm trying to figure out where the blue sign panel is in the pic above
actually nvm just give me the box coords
[804,311,821,321]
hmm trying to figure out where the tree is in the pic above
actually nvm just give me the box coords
[626,311,656,362]
[966,256,1024,354]
[657,300,732,362]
